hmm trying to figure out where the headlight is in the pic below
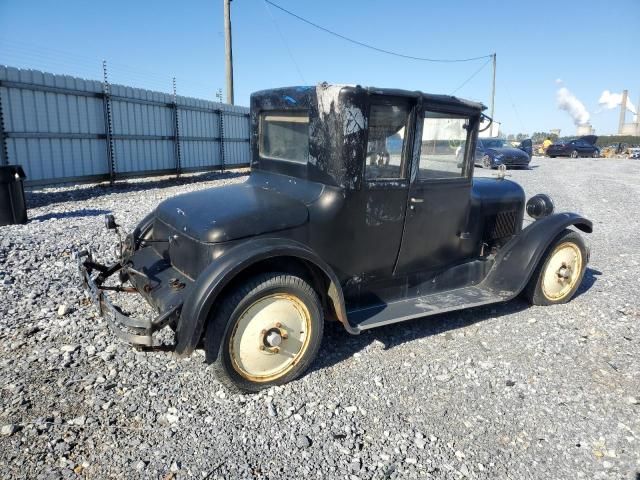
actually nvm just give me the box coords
[526,194,554,220]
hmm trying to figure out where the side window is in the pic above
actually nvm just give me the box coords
[365,101,411,180]
[259,111,309,163]
[418,111,470,180]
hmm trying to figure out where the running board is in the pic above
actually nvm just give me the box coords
[349,285,510,332]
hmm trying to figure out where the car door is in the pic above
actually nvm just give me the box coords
[518,138,533,157]
[394,105,478,275]
[568,140,579,155]
[340,95,415,303]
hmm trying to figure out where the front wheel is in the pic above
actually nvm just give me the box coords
[570,150,579,158]
[482,155,493,169]
[524,229,587,306]
[206,273,324,392]
[592,150,599,158]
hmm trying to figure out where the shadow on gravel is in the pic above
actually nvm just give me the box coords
[313,298,532,375]
[574,267,601,299]
[29,208,111,222]
[25,170,248,209]
[313,271,600,375]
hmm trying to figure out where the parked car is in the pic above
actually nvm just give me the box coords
[473,137,532,169]
[629,147,640,159]
[546,135,600,158]
[76,83,592,392]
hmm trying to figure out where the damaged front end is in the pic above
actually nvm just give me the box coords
[75,214,190,348]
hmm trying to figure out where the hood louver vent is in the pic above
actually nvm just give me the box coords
[484,210,517,241]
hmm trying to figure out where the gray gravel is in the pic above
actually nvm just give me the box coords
[1,159,639,479]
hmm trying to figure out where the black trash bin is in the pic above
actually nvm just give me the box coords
[0,165,28,226]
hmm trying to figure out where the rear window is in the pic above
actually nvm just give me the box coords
[259,111,309,163]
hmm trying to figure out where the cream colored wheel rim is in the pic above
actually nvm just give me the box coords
[542,242,583,300]
[229,294,312,382]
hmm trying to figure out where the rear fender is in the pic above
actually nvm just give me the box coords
[485,212,592,296]
[174,238,354,356]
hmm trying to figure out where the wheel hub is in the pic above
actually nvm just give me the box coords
[229,294,312,382]
[557,264,572,280]
[542,242,583,300]
[264,329,282,347]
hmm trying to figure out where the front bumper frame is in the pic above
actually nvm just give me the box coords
[75,249,181,347]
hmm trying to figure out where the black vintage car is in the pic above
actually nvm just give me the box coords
[76,83,592,392]
[546,135,599,158]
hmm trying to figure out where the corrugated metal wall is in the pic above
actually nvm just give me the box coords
[0,66,250,185]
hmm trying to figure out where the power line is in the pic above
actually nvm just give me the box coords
[263,0,493,63]
[449,57,492,95]
[0,38,222,99]
[504,82,526,133]
[262,0,306,83]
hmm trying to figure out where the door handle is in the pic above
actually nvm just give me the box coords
[410,197,424,204]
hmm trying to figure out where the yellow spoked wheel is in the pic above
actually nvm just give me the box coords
[229,294,312,382]
[207,273,324,393]
[525,229,588,306]
[541,242,583,301]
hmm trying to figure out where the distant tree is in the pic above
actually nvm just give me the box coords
[532,131,559,143]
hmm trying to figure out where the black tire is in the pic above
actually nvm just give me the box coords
[524,229,587,306]
[549,155,556,158]
[570,150,579,158]
[206,272,324,393]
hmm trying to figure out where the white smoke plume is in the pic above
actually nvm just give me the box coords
[556,85,590,126]
[598,90,637,115]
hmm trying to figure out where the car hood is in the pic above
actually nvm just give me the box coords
[155,181,309,243]
[487,147,529,157]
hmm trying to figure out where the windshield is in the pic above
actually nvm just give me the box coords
[259,111,309,163]
[481,138,509,149]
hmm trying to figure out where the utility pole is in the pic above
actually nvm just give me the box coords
[224,0,234,105]
[489,53,496,121]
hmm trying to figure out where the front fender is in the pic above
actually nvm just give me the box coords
[485,212,592,296]
[174,237,353,356]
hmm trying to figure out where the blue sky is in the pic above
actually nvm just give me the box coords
[1,0,638,136]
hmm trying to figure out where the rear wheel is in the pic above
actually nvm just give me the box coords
[524,230,587,306]
[570,150,579,158]
[206,273,324,392]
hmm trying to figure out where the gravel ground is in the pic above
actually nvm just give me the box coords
[1,158,639,479]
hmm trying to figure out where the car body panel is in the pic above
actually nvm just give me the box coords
[155,181,311,243]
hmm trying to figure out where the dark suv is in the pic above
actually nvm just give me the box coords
[77,83,592,392]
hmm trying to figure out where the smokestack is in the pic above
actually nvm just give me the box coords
[618,89,628,134]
